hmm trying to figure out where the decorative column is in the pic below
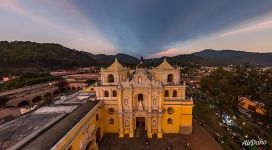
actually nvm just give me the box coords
[157,115,162,138]
[129,115,134,137]
[110,89,112,99]
[148,90,152,112]
[118,90,123,112]
[147,116,152,138]
[159,91,162,112]
[129,89,133,112]
[99,89,102,100]
[119,115,124,137]
[115,73,118,84]
[117,88,124,137]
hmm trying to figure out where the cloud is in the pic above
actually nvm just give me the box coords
[221,20,272,37]
[0,0,116,54]
[1,0,272,56]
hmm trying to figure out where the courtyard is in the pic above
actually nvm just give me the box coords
[99,120,223,150]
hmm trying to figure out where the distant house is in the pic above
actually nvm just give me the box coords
[2,76,19,82]
[3,76,10,82]
[239,97,266,115]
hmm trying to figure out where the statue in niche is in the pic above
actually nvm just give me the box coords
[138,76,142,83]
[138,100,144,111]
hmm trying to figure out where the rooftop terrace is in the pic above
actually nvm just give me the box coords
[0,92,99,150]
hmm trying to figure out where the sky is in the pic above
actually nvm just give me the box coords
[0,0,272,58]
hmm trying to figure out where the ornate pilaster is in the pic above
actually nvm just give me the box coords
[129,115,134,137]
[159,90,163,112]
[117,89,123,112]
[157,115,162,138]
[119,115,124,137]
[129,89,133,112]
[147,115,152,138]
[148,89,152,112]
[110,88,112,99]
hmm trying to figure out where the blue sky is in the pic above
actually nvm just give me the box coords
[0,0,272,58]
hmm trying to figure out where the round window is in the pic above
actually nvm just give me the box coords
[107,108,115,114]
[167,107,174,114]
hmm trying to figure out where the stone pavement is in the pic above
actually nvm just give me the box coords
[99,120,223,150]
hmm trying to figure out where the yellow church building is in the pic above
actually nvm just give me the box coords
[93,58,193,138]
[0,58,193,150]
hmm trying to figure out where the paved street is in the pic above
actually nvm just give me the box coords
[99,120,223,150]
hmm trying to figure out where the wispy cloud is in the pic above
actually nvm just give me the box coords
[221,19,272,37]
[0,0,60,30]
[0,0,115,54]
[1,0,272,55]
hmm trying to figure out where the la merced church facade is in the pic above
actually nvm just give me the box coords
[93,58,193,138]
[1,57,194,150]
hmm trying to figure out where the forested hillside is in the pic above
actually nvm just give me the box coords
[0,41,98,76]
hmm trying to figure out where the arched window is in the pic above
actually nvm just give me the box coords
[104,91,109,97]
[109,118,114,124]
[112,90,117,97]
[167,107,174,114]
[167,74,174,83]
[164,90,169,97]
[138,94,143,101]
[18,101,29,107]
[108,74,114,83]
[173,90,177,97]
[167,118,173,124]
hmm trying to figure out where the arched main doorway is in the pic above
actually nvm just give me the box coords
[135,117,146,137]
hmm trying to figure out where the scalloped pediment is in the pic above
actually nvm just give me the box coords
[105,58,125,71]
[157,58,173,69]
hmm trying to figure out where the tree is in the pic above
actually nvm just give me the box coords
[201,66,272,122]
[201,67,238,112]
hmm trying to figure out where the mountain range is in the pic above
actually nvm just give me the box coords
[1,41,272,76]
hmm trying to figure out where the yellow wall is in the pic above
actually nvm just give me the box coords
[162,105,182,133]
[240,98,266,115]
[162,101,193,134]
[52,102,104,150]
[101,105,120,133]
[180,106,193,126]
